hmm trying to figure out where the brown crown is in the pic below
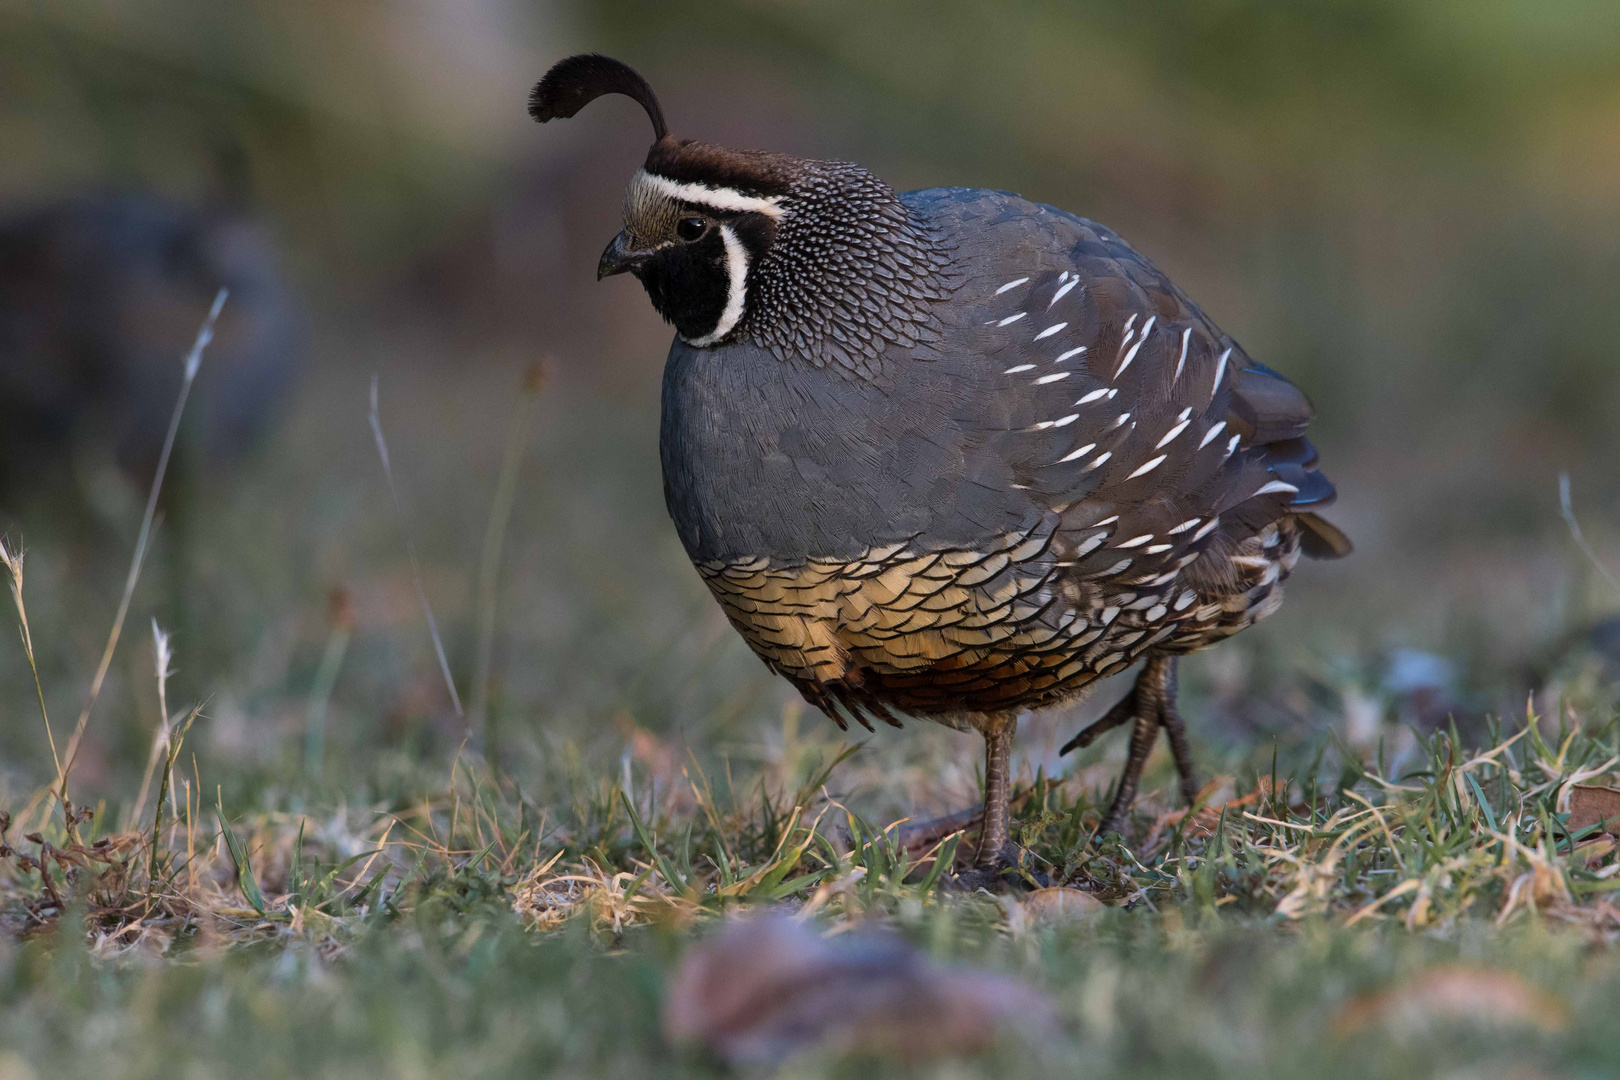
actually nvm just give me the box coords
[642,139,802,198]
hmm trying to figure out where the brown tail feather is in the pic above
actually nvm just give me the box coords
[1296,512,1352,559]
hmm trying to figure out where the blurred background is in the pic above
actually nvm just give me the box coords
[1,0,1618,817]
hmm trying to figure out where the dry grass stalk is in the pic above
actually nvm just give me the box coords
[129,620,177,828]
[57,289,228,822]
[469,361,546,743]
[1559,471,1620,598]
[367,374,463,720]
[304,587,355,776]
[146,703,201,891]
[0,539,60,795]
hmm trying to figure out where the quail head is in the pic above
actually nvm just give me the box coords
[530,54,1350,882]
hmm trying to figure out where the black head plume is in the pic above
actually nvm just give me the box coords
[528,54,668,142]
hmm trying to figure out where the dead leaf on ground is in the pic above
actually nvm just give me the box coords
[1142,777,1276,849]
[1332,965,1569,1039]
[1569,784,1620,836]
[663,914,1059,1066]
[1021,887,1105,923]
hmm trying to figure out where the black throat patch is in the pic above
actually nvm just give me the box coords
[636,227,732,342]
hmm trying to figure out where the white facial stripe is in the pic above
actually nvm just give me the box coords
[686,224,750,348]
[637,171,785,218]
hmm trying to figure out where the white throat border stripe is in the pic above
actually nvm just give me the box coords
[638,171,786,218]
[686,224,750,348]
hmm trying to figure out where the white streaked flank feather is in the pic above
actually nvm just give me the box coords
[1055,442,1097,463]
[1155,419,1191,449]
[1125,453,1167,479]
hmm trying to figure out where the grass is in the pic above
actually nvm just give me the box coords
[5,314,1620,1077]
[8,690,1620,941]
[4,631,1620,1077]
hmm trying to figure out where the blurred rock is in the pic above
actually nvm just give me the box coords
[1586,616,1620,672]
[1346,647,1492,749]
[0,191,303,498]
[1383,648,1462,730]
[1545,614,1620,689]
[662,915,1058,1066]
[1340,684,1386,751]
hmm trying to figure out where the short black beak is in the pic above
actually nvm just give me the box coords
[597,230,648,280]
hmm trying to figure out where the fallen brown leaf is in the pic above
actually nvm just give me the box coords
[1332,965,1569,1039]
[1021,887,1105,923]
[663,914,1058,1065]
[1142,777,1277,850]
[1569,784,1620,836]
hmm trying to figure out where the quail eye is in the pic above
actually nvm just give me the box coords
[675,216,708,242]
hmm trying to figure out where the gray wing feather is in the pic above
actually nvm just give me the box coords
[909,189,1344,588]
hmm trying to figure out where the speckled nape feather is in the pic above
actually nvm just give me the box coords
[737,159,960,380]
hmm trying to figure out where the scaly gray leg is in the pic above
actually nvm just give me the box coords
[976,720,1016,868]
[1067,654,1199,839]
[1157,661,1201,806]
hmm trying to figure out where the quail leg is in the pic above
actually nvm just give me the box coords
[1058,686,1141,756]
[1063,654,1200,839]
[892,718,1048,890]
[976,720,1015,869]
[1157,667,1202,807]
[942,718,1044,891]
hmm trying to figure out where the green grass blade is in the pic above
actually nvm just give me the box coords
[766,870,830,900]
[313,849,384,905]
[619,790,685,892]
[350,865,391,912]
[621,866,654,904]
[214,801,267,916]
[1464,772,1499,833]
[291,820,306,906]
[917,834,960,893]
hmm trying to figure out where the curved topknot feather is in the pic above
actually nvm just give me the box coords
[528,53,668,142]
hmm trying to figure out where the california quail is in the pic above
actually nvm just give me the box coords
[530,55,1351,880]
[0,191,303,498]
